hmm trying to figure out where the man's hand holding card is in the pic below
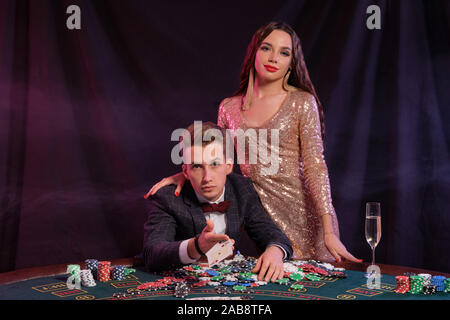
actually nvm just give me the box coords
[206,239,234,266]
[190,220,235,263]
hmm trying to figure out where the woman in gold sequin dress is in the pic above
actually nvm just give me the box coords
[146,22,361,263]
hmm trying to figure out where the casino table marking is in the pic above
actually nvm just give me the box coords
[1,256,449,300]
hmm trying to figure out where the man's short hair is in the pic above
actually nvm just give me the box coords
[181,121,234,163]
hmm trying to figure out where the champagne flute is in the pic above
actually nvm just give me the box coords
[365,202,381,277]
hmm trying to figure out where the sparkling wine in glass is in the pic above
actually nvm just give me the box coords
[365,202,381,275]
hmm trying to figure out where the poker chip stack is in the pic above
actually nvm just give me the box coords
[111,265,125,280]
[174,282,190,298]
[66,264,81,289]
[431,276,446,292]
[216,286,231,295]
[409,275,424,294]
[394,276,410,294]
[422,284,437,295]
[418,273,432,285]
[80,269,96,287]
[288,283,304,292]
[444,278,450,293]
[85,259,98,280]
[97,261,111,282]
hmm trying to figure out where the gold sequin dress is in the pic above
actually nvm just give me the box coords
[217,88,339,261]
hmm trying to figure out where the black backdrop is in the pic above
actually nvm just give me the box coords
[0,0,449,273]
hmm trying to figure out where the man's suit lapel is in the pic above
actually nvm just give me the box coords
[182,181,207,235]
[224,178,240,240]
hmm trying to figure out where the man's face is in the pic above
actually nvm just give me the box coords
[182,142,233,202]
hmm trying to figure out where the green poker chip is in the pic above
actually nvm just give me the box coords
[305,273,321,281]
[238,272,254,279]
[232,285,247,292]
[289,283,304,291]
[289,273,304,281]
[275,278,290,285]
[219,267,232,274]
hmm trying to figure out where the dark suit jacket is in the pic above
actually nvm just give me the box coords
[143,173,293,272]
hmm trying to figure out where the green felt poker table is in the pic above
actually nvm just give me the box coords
[0,258,449,301]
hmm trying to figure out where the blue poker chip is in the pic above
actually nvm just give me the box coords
[237,282,251,287]
[206,270,220,277]
[222,281,237,286]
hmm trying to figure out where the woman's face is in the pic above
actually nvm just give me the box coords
[254,29,293,84]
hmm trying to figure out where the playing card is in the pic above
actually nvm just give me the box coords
[206,239,233,267]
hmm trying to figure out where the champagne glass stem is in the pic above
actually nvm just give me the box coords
[371,247,376,266]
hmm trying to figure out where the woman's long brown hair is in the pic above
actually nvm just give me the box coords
[234,21,325,139]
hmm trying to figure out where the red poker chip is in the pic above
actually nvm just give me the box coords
[193,281,208,288]
[198,272,210,277]
[149,282,166,288]
[314,268,329,276]
[301,264,317,273]
[137,282,167,290]
[137,282,152,290]
[157,278,172,285]
[184,276,197,282]
[301,264,315,269]
[394,274,411,294]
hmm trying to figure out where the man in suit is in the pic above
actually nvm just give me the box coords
[143,122,293,282]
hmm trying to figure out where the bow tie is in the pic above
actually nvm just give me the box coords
[201,200,230,213]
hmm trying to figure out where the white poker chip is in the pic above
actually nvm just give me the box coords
[209,281,221,286]
[80,269,96,287]
[198,277,211,282]
[292,260,308,266]
[318,263,335,271]
[283,262,299,273]
[233,254,245,261]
